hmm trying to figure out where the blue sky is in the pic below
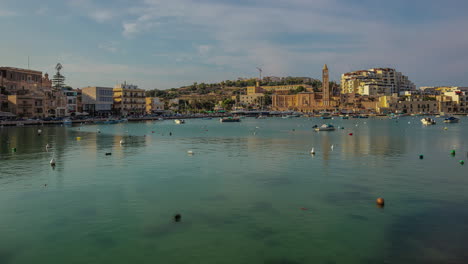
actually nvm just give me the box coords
[1,0,468,89]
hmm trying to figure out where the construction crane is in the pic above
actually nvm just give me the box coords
[256,67,262,81]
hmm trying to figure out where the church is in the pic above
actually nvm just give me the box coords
[271,64,338,112]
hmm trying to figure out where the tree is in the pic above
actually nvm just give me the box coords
[52,63,66,90]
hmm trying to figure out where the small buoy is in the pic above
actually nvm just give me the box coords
[451,150,456,156]
[349,133,353,136]
[169,132,172,136]
[38,129,42,135]
[341,127,344,129]
[187,150,194,155]
[419,155,424,159]
[50,158,56,166]
[253,132,257,135]
[310,147,315,155]
[12,147,16,152]
[44,184,47,187]
[97,129,101,133]
[460,160,465,165]
[105,153,112,156]
[408,121,411,124]
[376,197,385,206]
[444,127,448,130]
[76,137,81,141]
[174,214,181,222]
[331,144,334,151]
[120,140,125,145]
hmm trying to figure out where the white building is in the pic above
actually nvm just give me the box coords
[82,86,114,116]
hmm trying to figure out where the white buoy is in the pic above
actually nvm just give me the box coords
[187,150,194,155]
[50,158,56,166]
[97,129,101,133]
[310,147,315,155]
[253,132,257,135]
[120,140,125,145]
[408,121,411,124]
[46,144,50,149]
[38,129,42,134]
[331,144,334,151]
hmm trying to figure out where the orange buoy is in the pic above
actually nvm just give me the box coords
[376,197,385,206]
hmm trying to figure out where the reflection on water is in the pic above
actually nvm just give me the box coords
[0,117,468,264]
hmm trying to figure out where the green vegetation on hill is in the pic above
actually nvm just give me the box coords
[145,77,323,98]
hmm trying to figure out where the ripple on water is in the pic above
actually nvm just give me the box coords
[385,204,468,263]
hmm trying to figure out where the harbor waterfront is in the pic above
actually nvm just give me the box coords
[1,117,468,264]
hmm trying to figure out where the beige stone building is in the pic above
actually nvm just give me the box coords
[341,68,415,96]
[145,97,165,113]
[0,67,52,94]
[113,83,145,115]
[8,92,46,118]
[271,64,337,112]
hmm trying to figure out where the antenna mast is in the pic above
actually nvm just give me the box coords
[256,67,262,81]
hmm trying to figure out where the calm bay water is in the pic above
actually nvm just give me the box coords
[1,117,468,264]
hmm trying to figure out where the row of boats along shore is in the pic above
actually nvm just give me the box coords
[170,112,462,132]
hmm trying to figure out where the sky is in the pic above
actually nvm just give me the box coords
[1,0,468,90]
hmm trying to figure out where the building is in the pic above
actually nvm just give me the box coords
[0,67,52,94]
[272,92,323,112]
[341,68,415,96]
[237,93,264,105]
[271,64,338,112]
[113,83,145,115]
[7,92,45,118]
[82,86,114,116]
[145,97,165,114]
[322,64,330,106]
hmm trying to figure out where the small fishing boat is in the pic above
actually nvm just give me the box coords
[421,117,436,125]
[63,119,72,125]
[174,119,185,124]
[104,119,119,124]
[443,117,459,123]
[220,117,240,123]
[314,124,335,132]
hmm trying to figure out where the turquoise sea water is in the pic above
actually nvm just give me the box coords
[1,117,468,264]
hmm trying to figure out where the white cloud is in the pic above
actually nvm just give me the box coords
[0,9,17,17]
[98,41,119,53]
[197,45,212,56]
[35,7,49,15]
[61,0,468,87]
[90,10,114,22]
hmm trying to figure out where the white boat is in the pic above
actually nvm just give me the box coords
[220,117,240,123]
[63,119,73,125]
[443,117,459,123]
[421,118,436,125]
[174,119,185,124]
[314,124,335,131]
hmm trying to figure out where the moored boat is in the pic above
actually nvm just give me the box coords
[220,117,240,123]
[443,116,459,123]
[314,124,335,131]
[63,119,72,125]
[174,119,185,124]
[421,117,436,125]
